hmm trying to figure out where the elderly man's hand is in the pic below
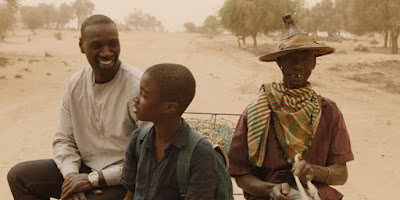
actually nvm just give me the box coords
[292,159,314,184]
[60,172,101,200]
[270,183,290,200]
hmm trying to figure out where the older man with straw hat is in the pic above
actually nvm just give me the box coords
[228,14,354,200]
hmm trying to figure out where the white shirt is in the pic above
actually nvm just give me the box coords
[53,62,143,186]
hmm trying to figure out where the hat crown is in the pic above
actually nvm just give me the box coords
[282,14,308,40]
[258,14,335,62]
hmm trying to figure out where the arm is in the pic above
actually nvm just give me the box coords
[185,140,219,200]
[235,174,277,197]
[53,86,81,177]
[123,190,135,200]
[310,163,348,185]
[119,130,140,193]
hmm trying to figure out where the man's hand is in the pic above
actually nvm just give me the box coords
[270,183,290,200]
[66,192,87,200]
[61,172,100,200]
[292,159,314,184]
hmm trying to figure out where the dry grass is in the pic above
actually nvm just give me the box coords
[384,81,400,95]
[0,57,9,67]
[44,51,53,57]
[22,68,31,72]
[334,60,400,95]
[14,74,23,79]
[28,59,40,64]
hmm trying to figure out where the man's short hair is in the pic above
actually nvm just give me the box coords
[145,63,196,115]
[80,14,116,38]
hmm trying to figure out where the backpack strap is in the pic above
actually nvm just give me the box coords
[135,125,153,161]
[176,129,203,195]
[212,144,230,170]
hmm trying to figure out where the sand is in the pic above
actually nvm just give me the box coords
[1,29,399,200]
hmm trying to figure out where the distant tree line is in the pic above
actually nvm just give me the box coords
[122,9,164,32]
[183,16,221,39]
[183,0,400,54]
[0,0,165,41]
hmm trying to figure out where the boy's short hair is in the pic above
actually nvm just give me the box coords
[145,63,196,115]
[81,14,116,38]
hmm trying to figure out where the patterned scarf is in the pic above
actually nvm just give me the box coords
[247,82,321,167]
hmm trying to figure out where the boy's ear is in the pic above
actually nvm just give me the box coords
[164,102,180,115]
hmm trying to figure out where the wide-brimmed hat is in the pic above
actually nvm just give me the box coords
[259,14,335,62]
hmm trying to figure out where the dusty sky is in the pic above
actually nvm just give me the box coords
[20,0,321,31]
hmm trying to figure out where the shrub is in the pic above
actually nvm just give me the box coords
[370,39,379,45]
[44,51,53,57]
[354,45,369,52]
[54,32,62,40]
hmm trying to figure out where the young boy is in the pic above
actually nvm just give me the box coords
[119,63,219,199]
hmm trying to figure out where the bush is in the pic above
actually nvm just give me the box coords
[370,39,379,45]
[45,51,53,57]
[54,32,62,40]
[354,44,369,52]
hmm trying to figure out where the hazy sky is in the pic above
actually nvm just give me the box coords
[21,0,321,31]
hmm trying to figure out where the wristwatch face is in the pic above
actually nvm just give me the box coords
[88,171,99,182]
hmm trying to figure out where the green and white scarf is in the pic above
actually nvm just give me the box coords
[247,82,321,167]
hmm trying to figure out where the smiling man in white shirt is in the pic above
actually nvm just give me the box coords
[7,14,144,200]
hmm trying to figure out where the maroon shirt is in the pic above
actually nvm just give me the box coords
[228,97,354,200]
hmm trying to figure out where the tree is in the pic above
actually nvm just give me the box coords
[36,3,57,29]
[183,22,197,33]
[5,0,18,9]
[219,0,303,47]
[301,0,342,37]
[350,0,400,54]
[124,9,164,31]
[219,0,249,47]
[200,15,220,38]
[20,6,45,34]
[72,0,95,30]
[55,3,74,29]
[0,4,16,41]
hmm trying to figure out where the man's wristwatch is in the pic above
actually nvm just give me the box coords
[88,171,100,188]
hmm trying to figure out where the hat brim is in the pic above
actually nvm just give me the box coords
[259,45,335,62]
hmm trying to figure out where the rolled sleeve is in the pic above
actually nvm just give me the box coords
[228,108,253,176]
[102,164,123,186]
[119,129,140,191]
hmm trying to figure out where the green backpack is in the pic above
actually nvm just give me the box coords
[135,125,234,200]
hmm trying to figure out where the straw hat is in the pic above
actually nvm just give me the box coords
[259,14,335,62]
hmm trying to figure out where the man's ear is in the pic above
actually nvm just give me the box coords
[79,37,85,54]
[164,102,179,115]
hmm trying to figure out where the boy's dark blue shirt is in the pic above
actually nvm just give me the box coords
[119,119,219,200]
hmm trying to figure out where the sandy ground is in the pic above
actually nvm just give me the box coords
[0,29,399,200]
